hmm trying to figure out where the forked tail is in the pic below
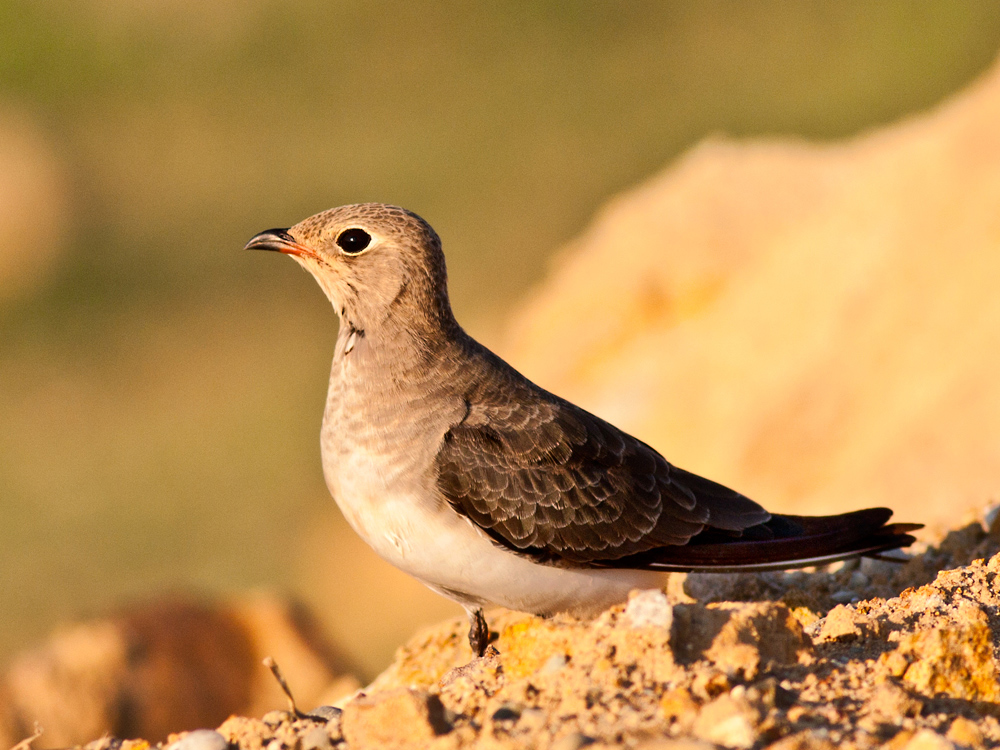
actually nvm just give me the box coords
[613,507,922,573]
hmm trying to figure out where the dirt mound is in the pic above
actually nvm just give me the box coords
[0,594,357,748]
[49,508,1000,750]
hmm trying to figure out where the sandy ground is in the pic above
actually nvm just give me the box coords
[34,502,1000,750]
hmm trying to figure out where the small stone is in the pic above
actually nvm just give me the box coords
[946,716,983,749]
[305,705,342,722]
[166,730,229,750]
[691,694,758,749]
[300,727,332,750]
[830,589,857,603]
[624,589,673,629]
[818,604,862,641]
[491,703,522,723]
[341,688,450,748]
[868,681,922,720]
[539,653,567,674]
[704,603,812,679]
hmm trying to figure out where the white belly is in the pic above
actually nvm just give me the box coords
[326,446,663,617]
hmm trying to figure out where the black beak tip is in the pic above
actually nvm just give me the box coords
[245,227,294,251]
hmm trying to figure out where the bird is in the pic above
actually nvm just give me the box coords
[246,203,921,656]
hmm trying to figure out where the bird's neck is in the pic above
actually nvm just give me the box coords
[333,303,462,387]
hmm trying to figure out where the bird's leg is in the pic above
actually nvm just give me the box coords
[466,607,490,657]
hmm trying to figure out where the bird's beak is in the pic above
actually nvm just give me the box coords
[244,228,319,260]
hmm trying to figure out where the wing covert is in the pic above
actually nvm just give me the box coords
[434,373,769,564]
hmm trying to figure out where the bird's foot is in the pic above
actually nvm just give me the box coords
[467,607,492,657]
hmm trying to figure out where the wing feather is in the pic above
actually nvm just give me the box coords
[435,350,769,563]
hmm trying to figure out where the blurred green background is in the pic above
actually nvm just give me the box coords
[2,0,1000,678]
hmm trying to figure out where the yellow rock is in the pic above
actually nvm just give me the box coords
[898,621,1000,701]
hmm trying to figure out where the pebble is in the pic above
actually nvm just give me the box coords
[830,589,857,603]
[166,730,229,750]
[624,589,673,629]
[491,703,522,722]
[540,653,567,674]
[300,726,333,750]
[306,705,343,722]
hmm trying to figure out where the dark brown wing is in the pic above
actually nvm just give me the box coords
[435,345,920,570]
[434,349,770,564]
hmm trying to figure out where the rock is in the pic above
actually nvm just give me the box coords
[304,705,342,722]
[0,594,357,747]
[166,729,228,750]
[672,602,812,679]
[817,604,862,641]
[868,681,922,721]
[690,693,758,749]
[945,717,984,749]
[340,688,450,748]
[300,725,333,750]
[623,589,673,630]
[815,603,882,642]
[896,619,1000,701]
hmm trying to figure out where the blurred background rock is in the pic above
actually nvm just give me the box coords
[3,0,1000,688]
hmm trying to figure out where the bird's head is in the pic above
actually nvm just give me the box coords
[245,203,454,335]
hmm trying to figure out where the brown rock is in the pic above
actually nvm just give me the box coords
[3,619,128,749]
[1,594,355,747]
[690,693,758,749]
[816,604,882,642]
[896,619,1000,701]
[340,688,450,749]
[868,681,923,721]
[673,602,811,679]
[946,716,984,749]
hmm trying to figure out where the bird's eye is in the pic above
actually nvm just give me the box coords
[336,227,372,254]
